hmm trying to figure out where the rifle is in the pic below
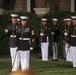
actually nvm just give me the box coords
[39,18,44,47]
[51,24,54,46]
[51,25,53,42]
[64,22,67,47]
[39,19,43,47]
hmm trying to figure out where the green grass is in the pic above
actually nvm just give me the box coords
[0,59,76,75]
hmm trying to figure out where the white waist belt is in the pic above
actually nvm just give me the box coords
[19,38,30,40]
[10,35,16,37]
[71,35,76,37]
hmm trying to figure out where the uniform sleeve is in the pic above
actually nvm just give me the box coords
[30,28,35,47]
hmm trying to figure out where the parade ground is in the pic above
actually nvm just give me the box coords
[0,54,76,75]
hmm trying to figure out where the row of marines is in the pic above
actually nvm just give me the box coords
[41,16,76,69]
[2,14,76,72]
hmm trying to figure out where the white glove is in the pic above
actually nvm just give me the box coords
[51,32,55,35]
[30,47,33,50]
[5,29,8,33]
[40,33,44,36]
[64,32,68,36]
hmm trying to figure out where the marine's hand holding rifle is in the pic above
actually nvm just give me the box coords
[39,31,43,47]
[40,32,44,47]
[40,32,44,36]
[64,30,68,46]
[51,32,54,46]
[51,32,55,35]
[64,31,67,47]
[30,47,33,50]
[64,31,68,36]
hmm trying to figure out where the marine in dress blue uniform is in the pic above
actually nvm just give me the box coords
[68,16,76,67]
[5,14,19,71]
[63,18,72,62]
[40,18,51,61]
[51,18,60,61]
[16,16,35,70]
